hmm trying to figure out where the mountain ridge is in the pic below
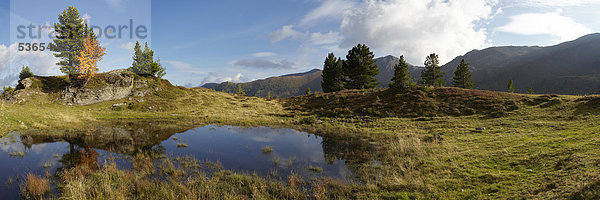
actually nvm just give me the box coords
[203,33,600,97]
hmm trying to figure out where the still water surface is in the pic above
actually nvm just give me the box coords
[0,125,363,199]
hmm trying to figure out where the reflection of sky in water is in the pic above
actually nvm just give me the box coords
[165,125,351,179]
[0,125,353,198]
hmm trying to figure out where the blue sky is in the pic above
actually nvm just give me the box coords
[1,0,599,87]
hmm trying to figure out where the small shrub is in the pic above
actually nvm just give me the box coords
[19,66,34,80]
[2,86,14,96]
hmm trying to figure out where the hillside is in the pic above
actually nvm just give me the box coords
[3,72,600,198]
[201,69,323,98]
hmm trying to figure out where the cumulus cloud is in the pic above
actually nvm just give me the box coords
[201,72,245,84]
[299,0,356,26]
[340,0,496,64]
[0,43,60,87]
[232,59,297,69]
[496,10,592,42]
[252,52,277,57]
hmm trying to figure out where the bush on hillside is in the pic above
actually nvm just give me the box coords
[19,66,34,80]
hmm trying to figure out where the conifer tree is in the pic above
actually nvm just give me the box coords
[528,87,534,94]
[19,66,33,80]
[420,53,445,87]
[389,55,412,90]
[237,83,245,96]
[507,79,515,93]
[306,87,312,95]
[453,59,474,89]
[130,42,166,77]
[49,6,94,75]
[421,54,444,87]
[344,44,379,89]
[321,53,344,93]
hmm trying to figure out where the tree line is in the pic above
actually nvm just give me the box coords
[321,44,482,92]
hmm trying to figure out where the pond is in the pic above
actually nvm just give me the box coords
[0,124,373,199]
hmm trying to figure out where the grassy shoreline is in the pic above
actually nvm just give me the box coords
[2,86,600,199]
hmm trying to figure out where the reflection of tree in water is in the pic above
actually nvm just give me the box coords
[19,121,187,174]
[321,136,376,165]
[20,121,188,155]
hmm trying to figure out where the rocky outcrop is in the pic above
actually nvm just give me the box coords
[3,69,153,105]
[61,70,150,105]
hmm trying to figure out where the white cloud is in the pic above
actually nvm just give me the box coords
[82,13,92,25]
[299,0,356,26]
[269,25,343,47]
[0,43,60,87]
[268,25,306,43]
[252,52,277,57]
[496,10,592,42]
[106,0,124,9]
[202,72,245,84]
[339,0,496,64]
[162,60,205,75]
[119,42,135,52]
[309,31,343,45]
[515,0,600,7]
[232,59,297,69]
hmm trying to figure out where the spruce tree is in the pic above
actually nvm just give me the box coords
[49,6,92,75]
[420,53,445,87]
[321,53,344,93]
[306,87,312,95]
[453,59,474,89]
[528,87,534,94]
[389,55,412,90]
[19,66,33,80]
[344,44,379,89]
[507,79,515,93]
[130,42,165,77]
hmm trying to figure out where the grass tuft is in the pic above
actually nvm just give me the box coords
[20,173,50,199]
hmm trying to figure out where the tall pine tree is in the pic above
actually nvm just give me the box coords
[344,44,379,89]
[453,59,474,89]
[49,6,94,75]
[420,53,445,87]
[321,53,344,93]
[389,55,412,91]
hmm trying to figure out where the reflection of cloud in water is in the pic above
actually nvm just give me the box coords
[0,133,25,152]
[249,136,273,142]
[30,144,48,154]
[0,142,24,152]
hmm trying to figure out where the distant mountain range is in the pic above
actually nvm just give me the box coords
[202,33,600,97]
